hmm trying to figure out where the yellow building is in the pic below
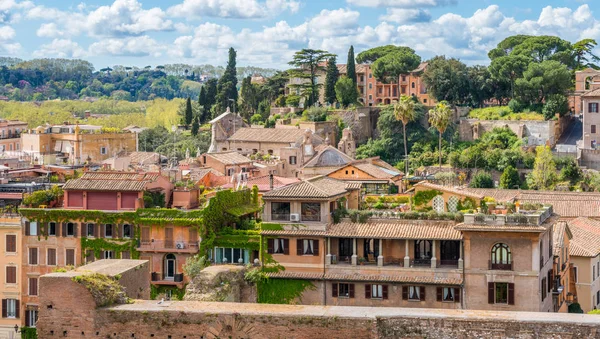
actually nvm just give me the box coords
[21,124,137,165]
[0,216,22,338]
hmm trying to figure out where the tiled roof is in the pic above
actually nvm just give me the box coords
[323,273,461,285]
[328,221,460,240]
[222,175,299,192]
[302,146,354,168]
[518,191,600,217]
[414,182,484,200]
[228,127,314,144]
[567,217,600,257]
[261,229,327,237]
[552,221,571,257]
[464,188,519,203]
[188,167,223,181]
[345,182,362,190]
[63,171,161,191]
[353,162,402,179]
[266,271,323,280]
[206,151,252,165]
[128,152,160,164]
[582,88,600,97]
[263,176,349,200]
[411,62,428,73]
[454,222,550,233]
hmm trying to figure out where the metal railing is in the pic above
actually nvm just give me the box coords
[440,259,459,267]
[489,260,513,270]
[151,272,184,282]
[139,240,199,251]
[272,213,290,221]
[301,214,321,222]
[411,258,432,267]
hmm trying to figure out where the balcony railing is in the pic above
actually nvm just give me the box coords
[489,260,513,270]
[272,213,290,221]
[151,272,184,283]
[139,240,199,252]
[440,259,459,267]
[301,214,321,222]
[411,258,432,267]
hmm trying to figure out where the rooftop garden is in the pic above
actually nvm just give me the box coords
[468,106,545,121]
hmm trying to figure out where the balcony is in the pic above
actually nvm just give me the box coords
[488,260,513,270]
[138,240,199,253]
[151,272,184,286]
[463,205,553,226]
[411,258,431,267]
[301,214,321,222]
[0,133,20,140]
[272,213,290,221]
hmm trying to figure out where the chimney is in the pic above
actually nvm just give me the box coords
[269,173,274,191]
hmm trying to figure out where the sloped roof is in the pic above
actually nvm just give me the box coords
[414,182,484,200]
[228,127,313,144]
[567,217,600,257]
[265,271,462,285]
[262,176,349,200]
[464,188,519,203]
[303,146,354,168]
[222,175,300,192]
[209,108,234,124]
[328,220,460,240]
[206,151,252,165]
[518,191,600,217]
[411,62,428,73]
[129,152,160,164]
[552,221,572,257]
[63,171,161,191]
[582,88,600,97]
[353,162,402,179]
[188,167,223,181]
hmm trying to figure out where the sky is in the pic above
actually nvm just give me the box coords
[1,0,600,70]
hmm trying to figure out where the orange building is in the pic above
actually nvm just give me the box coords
[0,119,27,155]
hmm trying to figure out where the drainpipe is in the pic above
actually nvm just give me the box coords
[323,236,327,306]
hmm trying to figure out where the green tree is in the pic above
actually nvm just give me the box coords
[542,94,569,120]
[573,39,600,70]
[527,146,557,190]
[489,35,575,67]
[288,49,333,107]
[467,65,494,108]
[191,117,200,136]
[335,76,358,107]
[184,97,193,126]
[204,78,218,117]
[394,95,416,174]
[499,165,520,189]
[198,86,208,123]
[240,76,262,120]
[488,55,529,99]
[469,172,494,188]
[215,47,238,114]
[257,99,270,121]
[324,56,339,104]
[428,101,453,168]
[515,60,571,110]
[347,46,357,87]
[357,45,421,83]
[422,56,469,105]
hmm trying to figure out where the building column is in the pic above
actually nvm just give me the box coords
[351,238,357,266]
[458,241,464,269]
[431,240,437,268]
[532,240,540,272]
[404,239,410,268]
[377,239,384,267]
[326,237,332,265]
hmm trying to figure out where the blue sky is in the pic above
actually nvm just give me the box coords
[1,0,600,70]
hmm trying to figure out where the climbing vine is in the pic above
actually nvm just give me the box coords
[81,237,139,259]
[150,284,186,300]
[412,189,442,207]
[257,278,315,304]
[21,327,37,339]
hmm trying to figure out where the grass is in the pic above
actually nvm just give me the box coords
[468,106,544,121]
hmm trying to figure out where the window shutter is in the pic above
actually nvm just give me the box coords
[100,224,105,238]
[589,103,593,113]
[15,300,19,319]
[419,286,426,301]
[548,271,553,293]
[313,240,319,256]
[44,223,49,237]
[81,223,86,237]
[36,223,41,236]
[61,223,67,237]
[365,284,371,299]
[73,223,78,237]
[454,288,461,303]
[382,285,388,300]
[402,286,408,300]
[332,283,338,298]
[508,283,515,305]
[1,299,6,318]
[488,283,494,304]
[283,239,289,255]
[25,310,30,327]
[25,222,30,236]
[297,239,303,256]
[94,224,99,238]
[267,239,274,254]
[436,287,443,302]
[7,267,15,284]
[349,284,355,298]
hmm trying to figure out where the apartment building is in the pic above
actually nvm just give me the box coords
[552,221,575,312]
[0,216,22,338]
[567,217,600,313]
[0,120,27,156]
[21,124,137,165]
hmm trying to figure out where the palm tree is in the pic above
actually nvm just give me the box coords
[393,95,416,175]
[428,101,452,169]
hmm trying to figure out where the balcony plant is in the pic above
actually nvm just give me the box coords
[358,257,366,265]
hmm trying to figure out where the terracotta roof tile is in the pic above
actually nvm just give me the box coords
[266,271,323,280]
[266,271,462,285]
[353,162,402,179]
[63,171,162,192]
[261,229,327,237]
[263,176,348,200]
[222,175,299,192]
[302,146,354,168]
[228,127,318,144]
[582,88,600,97]
[327,220,460,240]
[414,182,484,200]
[206,151,252,165]
[567,217,600,257]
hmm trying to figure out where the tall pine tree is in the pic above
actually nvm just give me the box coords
[204,78,218,118]
[198,86,207,123]
[215,47,238,114]
[347,46,357,87]
[184,97,193,126]
[191,117,200,136]
[324,56,339,105]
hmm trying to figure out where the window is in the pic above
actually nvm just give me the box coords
[402,286,424,301]
[29,222,37,236]
[66,249,75,266]
[369,73,372,79]
[369,94,372,100]
[490,243,512,270]
[573,266,578,283]
[5,266,16,284]
[29,277,38,296]
[87,223,95,237]
[271,202,290,221]
[401,87,406,94]
[594,265,596,280]
[47,248,56,266]
[28,248,38,265]
[332,283,354,298]
[122,224,132,238]
[296,239,319,256]
[3,299,17,318]
[5,234,16,253]
[436,287,460,303]
[272,238,287,254]
[593,125,597,134]
[365,284,387,299]
[66,222,75,237]
[48,222,56,236]
[488,282,514,305]
[411,82,415,89]
[401,76,406,81]
[301,202,321,222]
[141,227,151,244]
[105,224,113,238]
[104,250,114,259]
[268,149,273,155]
[289,156,297,165]
[26,309,37,327]
[541,278,547,301]
[424,99,428,103]
[100,147,107,155]
[368,83,372,89]
[589,102,599,113]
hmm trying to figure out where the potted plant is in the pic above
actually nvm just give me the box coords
[358,257,366,265]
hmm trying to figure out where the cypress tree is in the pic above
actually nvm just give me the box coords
[347,45,357,87]
[184,97,193,126]
[204,78,218,118]
[191,117,200,136]
[198,86,207,123]
[216,47,238,113]
[324,56,339,104]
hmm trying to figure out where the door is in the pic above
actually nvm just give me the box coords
[165,254,176,280]
[87,192,118,210]
[440,241,460,266]
[339,238,353,262]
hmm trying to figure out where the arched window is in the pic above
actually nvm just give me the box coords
[491,243,511,270]
[447,196,459,213]
[414,240,432,262]
[164,253,176,279]
[432,195,444,213]
[411,82,415,89]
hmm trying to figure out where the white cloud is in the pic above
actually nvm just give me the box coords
[308,9,360,37]
[36,23,63,38]
[33,39,86,58]
[0,24,19,54]
[167,0,299,19]
[379,8,431,24]
[347,0,456,8]
[89,36,165,57]
[0,0,33,23]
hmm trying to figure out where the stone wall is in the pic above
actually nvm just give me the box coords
[459,119,558,147]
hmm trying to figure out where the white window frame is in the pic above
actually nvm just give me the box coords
[105,224,113,238]
[371,284,383,299]
[87,223,95,237]
[28,309,38,328]
[100,146,107,155]
[29,221,37,236]
[104,250,114,259]
[408,286,420,301]
[6,299,16,318]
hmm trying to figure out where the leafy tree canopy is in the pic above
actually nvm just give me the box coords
[356,45,421,83]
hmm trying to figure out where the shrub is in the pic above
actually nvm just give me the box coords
[302,107,328,122]
[182,255,209,280]
[542,94,569,120]
[285,95,301,108]
[508,99,524,113]
[469,172,494,188]
[250,113,263,125]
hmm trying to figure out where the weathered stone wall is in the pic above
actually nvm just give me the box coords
[459,119,557,146]
[184,265,256,303]
[117,260,150,300]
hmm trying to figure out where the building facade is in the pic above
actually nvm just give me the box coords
[0,120,27,156]
[0,216,22,338]
[567,217,600,313]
